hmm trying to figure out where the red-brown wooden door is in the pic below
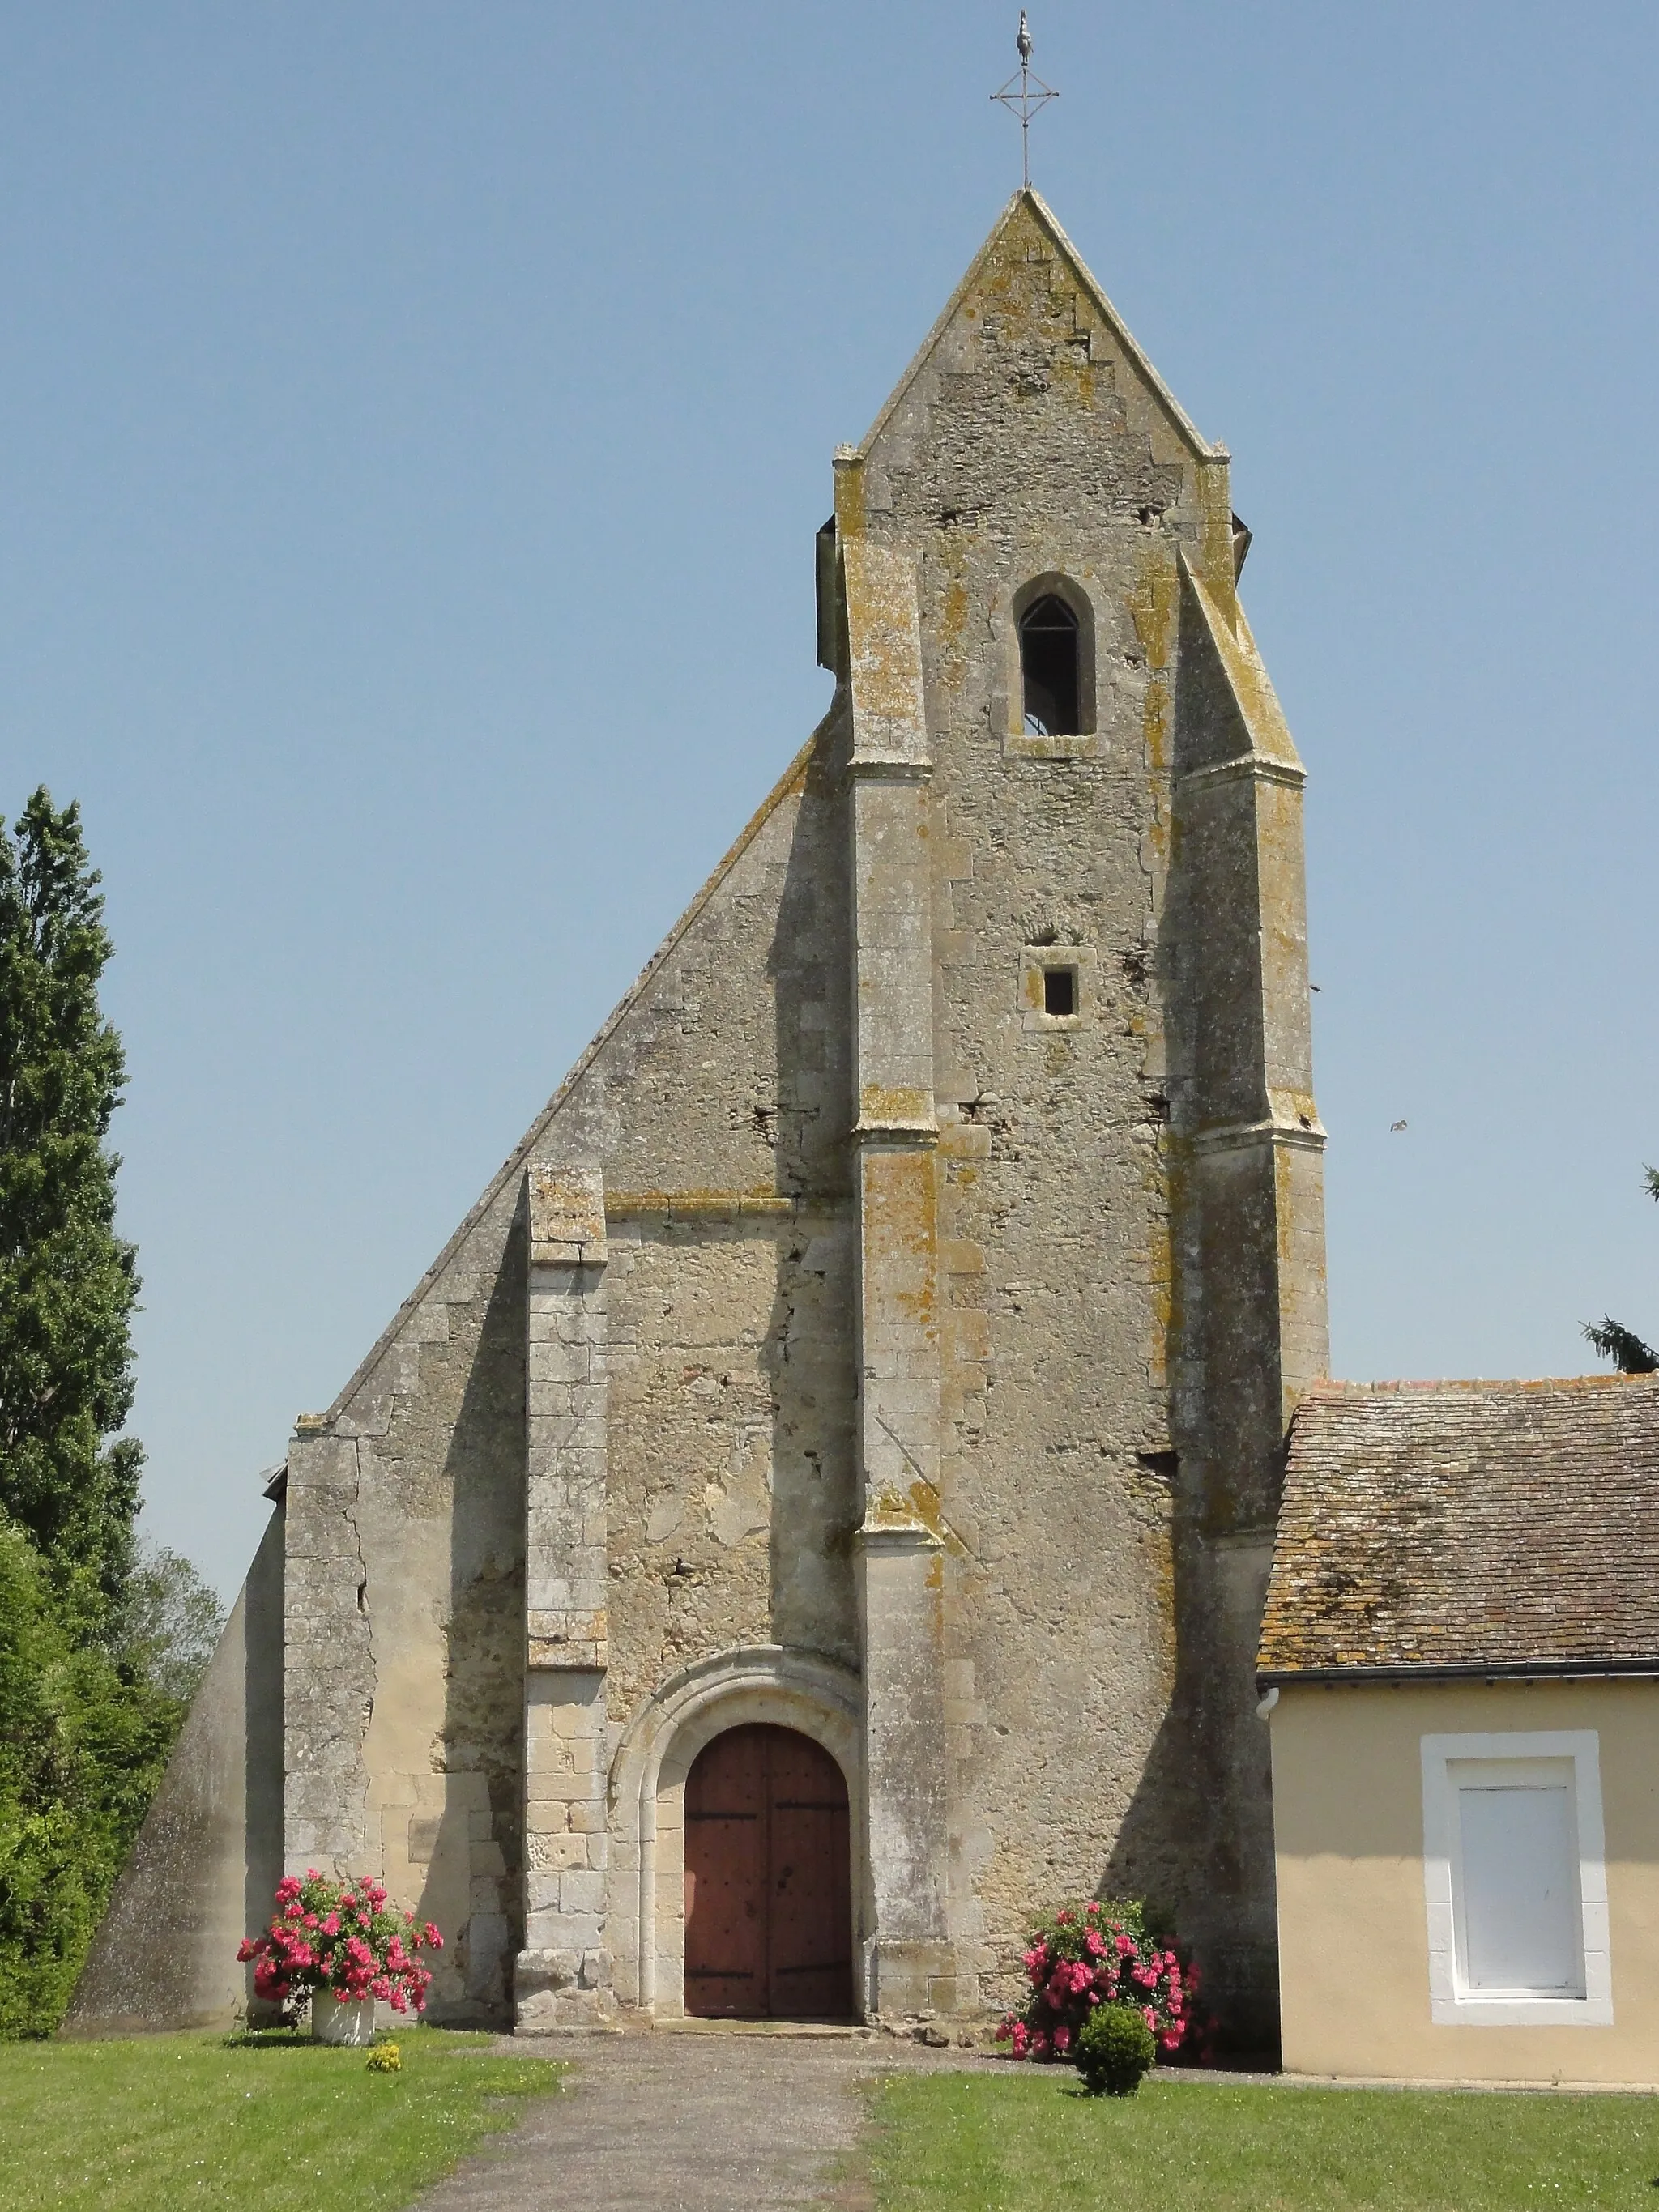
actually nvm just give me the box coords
[684,1724,853,2019]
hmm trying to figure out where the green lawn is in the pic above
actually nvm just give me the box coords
[864,2069,1659,2211]
[0,2027,564,2211]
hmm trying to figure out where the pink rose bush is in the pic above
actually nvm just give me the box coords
[238,1871,442,2016]
[995,1899,1193,2065]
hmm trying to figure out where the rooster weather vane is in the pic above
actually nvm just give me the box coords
[991,11,1057,190]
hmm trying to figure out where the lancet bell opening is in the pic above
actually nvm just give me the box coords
[1018,592,1081,737]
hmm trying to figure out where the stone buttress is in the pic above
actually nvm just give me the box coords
[841,535,954,2018]
[517,1164,613,2025]
[1163,557,1328,2025]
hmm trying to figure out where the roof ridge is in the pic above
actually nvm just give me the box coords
[1303,1372,1659,1397]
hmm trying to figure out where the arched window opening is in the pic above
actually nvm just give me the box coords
[1019,594,1081,737]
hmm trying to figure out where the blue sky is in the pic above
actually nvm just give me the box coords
[2,2,1656,1597]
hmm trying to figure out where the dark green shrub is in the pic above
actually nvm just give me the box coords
[1074,2001,1156,2096]
[0,1519,182,2035]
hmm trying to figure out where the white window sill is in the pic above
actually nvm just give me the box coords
[1431,1993,1614,2028]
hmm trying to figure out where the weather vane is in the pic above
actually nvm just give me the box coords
[991,11,1057,190]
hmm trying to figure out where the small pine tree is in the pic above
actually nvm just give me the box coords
[123,1543,226,1703]
[1584,1168,1659,1376]
[0,790,143,1622]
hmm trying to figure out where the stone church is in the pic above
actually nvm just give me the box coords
[70,187,1328,2053]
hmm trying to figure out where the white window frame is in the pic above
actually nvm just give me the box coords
[1420,1729,1613,2027]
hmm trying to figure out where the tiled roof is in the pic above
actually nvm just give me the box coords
[1258,1376,1659,1680]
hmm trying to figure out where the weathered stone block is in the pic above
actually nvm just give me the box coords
[579,1948,613,1989]
[558,1869,605,1917]
[527,1829,589,1874]
[514,1946,579,1997]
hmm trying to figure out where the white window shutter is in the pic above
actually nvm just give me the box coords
[1456,1784,1580,1995]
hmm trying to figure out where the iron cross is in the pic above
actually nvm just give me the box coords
[991,11,1058,190]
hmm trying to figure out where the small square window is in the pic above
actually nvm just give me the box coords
[1043,966,1077,1019]
[1021,945,1093,1029]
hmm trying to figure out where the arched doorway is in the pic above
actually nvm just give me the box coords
[684,1724,853,2019]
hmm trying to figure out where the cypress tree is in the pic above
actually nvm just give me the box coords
[0,789,142,1622]
[0,791,189,2034]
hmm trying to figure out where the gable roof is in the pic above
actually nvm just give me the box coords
[856,187,1217,467]
[1258,1376,1659,1682]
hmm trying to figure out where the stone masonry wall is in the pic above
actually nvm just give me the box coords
[604,1215,859,1724]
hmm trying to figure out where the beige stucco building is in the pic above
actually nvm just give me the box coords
[1262,1378,1659,2085]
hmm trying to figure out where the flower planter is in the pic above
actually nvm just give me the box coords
[240,1871,442,2024]
[311,1992,377,2047]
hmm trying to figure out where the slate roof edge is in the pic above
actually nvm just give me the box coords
[1295,1373,1657,1400]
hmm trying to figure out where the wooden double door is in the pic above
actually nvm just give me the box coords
[683,1724,854,2019]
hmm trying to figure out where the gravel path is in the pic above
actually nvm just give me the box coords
[413,2027,1001,2212]
[411,2032,1637,2210]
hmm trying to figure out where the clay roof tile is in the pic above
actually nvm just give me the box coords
[1257,1375,1659,1679]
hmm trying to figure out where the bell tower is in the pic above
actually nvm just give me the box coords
[825,187,1328,2040]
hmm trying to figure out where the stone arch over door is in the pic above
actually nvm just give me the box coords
[608,1647,866,2018]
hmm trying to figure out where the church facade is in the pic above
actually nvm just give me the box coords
[70,189,1328,2052]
